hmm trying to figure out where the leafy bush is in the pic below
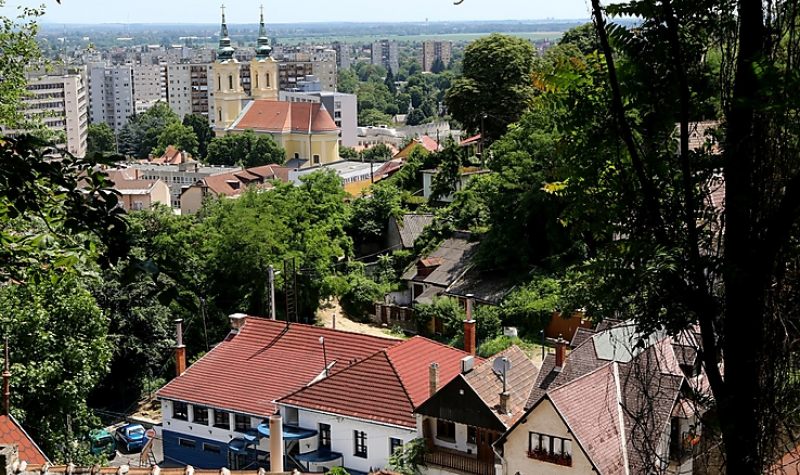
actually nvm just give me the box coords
[388,438,427,475]
[340,274,387,321]
[498,276,562,336]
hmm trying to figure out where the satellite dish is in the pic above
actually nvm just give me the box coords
[492,356,512,376]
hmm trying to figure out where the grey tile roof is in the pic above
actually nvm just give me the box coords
[396,214,434,249]
[445,269,516,305]
[401,234,479,287]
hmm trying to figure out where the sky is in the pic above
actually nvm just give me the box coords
[0,0,592,24]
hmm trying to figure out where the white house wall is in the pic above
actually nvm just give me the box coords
[284,405,416,473]
[161,399,268,452]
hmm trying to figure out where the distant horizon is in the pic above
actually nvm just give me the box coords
[0,0,594,24]
[37,18,591,27]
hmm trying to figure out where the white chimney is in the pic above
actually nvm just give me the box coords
[229,313,247,334]
[461,356,475,374]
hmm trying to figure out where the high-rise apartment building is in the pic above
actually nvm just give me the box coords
[422,40,452,72]
[2,66,89,157]
[87,63,134,131]
[132,64,167,103]
[332,42,351,70]
[371,39,399,73]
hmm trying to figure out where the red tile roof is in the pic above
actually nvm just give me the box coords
[191,164,290,198]
[157,318,399,417]
[0,415,48,464]
[278,336,473,427]
[230,100,338,134]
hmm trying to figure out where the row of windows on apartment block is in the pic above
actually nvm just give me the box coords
[173,402,403,459]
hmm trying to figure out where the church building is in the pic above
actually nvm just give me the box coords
[211,7,340,168]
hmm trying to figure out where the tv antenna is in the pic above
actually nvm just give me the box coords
[492,356,512,393]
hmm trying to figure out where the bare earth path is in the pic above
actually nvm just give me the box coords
[316,298,403,339]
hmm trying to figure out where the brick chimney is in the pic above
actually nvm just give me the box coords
[174,319,186,377]
[463,295,476,356]
[229,313,247,334]
[554,335,567,372]
[499,391,510,415]
[429,362,439,397]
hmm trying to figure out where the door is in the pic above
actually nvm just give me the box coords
[476,429,499,464]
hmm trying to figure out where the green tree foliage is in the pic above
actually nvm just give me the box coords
[154,122,199,157]
[358,109,393,127]
[182,114,214,159]
[384,68,397,94]
[405,109,426,126]
[361,143,394,162]
[431,58,446,74]
[339,146,359,159]
[117,102,180,158]
[86,123,116,156]
[347,181,404,249]
[446,34,535,142]
[388,438,427,475]
[337,69,359,94]
[206,130,286,167]
[0,273,111,464]
[559,23,600,55]
[338,273,387,321]
[0,3,43,127]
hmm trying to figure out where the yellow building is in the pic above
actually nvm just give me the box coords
[211,7,339,167]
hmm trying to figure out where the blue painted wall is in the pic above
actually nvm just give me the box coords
[162,430,231,468]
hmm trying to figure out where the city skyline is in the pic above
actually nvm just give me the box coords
[0,0,593,24]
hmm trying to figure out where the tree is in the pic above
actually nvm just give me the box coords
[337,69,359,94]
[347,181,403,248]
[358,109,392,127]
[430,57,446,74]
[445,34,535,143]
[86,123,116,156]
[154,122,198,157]
[182,114,214,159]
[361,143,394,162]
[117,102,180,158]
[206,130,286,167]
[384,68,397,94]
[405,109,426,126]
[0,274,111,464]
[339,146,359,159]
[0,2,43,127]
[559,23,600,56]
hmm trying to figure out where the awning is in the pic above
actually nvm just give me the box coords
[295,449,343,463]
[256,423,318,441]
[228,438,254,453]
[243,429,259,444]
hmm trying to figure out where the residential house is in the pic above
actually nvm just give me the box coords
[494,321,710,475]
[393,136,440,160]
[415,345,539,475]
[378,232,514,332]
[180,164,290,215]
[275,335,476,474]
[106,169,171,212]
[149,146,194,165]
[156,315,399,469]
[386,214,435,251]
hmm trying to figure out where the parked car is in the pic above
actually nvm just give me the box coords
[115,423,148,453]
[89,429,116,457]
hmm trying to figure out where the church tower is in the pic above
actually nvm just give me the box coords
[250,5,279,100]
[212,5,246,132]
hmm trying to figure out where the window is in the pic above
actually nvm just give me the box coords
[436,420,456,442]
[203,443,221,453]
[354,430,367,458]
[192,406,208,425]
[319,423,331,449]
[178,438,195,448]
[214,410,230,429]
[235,414,250,432]
[228,75,234,90]
[173,401,188,420]
[467,426,477,445]
[528,432,572,466]
[390,437,403,454]
[313,155,320,165]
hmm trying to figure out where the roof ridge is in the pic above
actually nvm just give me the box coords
[388,335,476,360]
[382,348,416,410]
[275,347,390,403]
[254,317,402,343]
[612,362,631,475]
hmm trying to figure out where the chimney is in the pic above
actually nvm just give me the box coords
[429,362,439,397]
[499,391,510,415]
[463,295,476,356]
[174,320,186,377]
[554,335,567,372]
[269,414,284,473]
[3,338,9,416]
[229,313,247,334]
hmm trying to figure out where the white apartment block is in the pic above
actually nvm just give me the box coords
[88,63,134,131]
[280,91,357,147]
[3,67,90,157]
[422,41,453,72]
[132,63,167,103]
[167,63,215,121]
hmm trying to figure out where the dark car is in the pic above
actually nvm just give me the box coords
[115,423,148,453]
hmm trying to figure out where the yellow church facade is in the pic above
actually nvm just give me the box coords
[211,6,339,167]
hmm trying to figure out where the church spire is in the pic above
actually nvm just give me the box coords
[255,4,272,59]
[217,4,235,61]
